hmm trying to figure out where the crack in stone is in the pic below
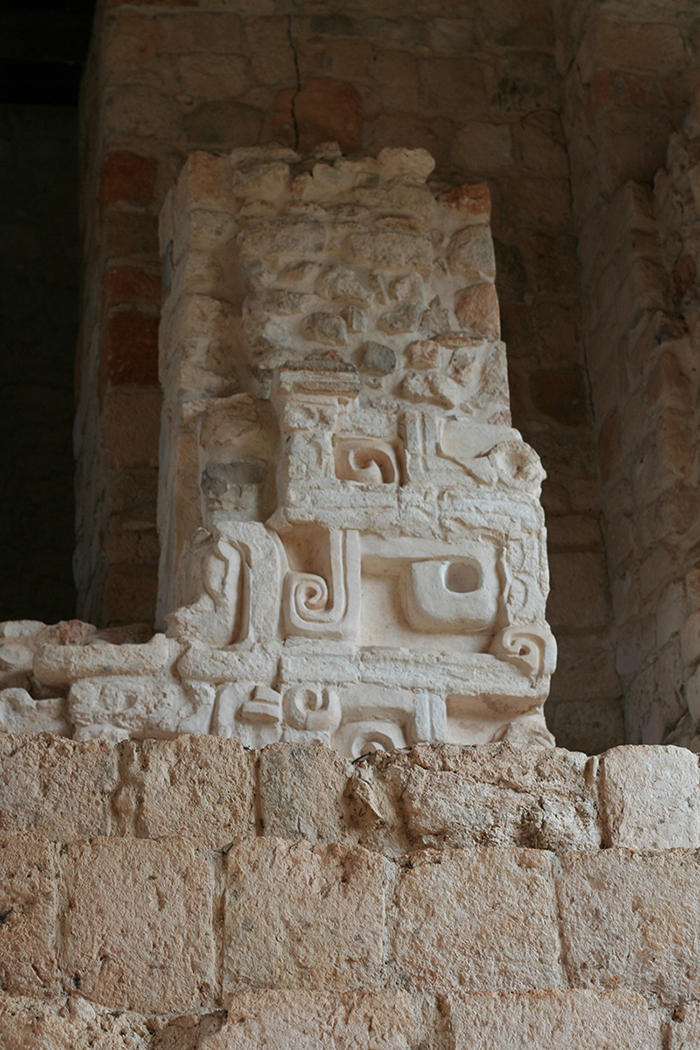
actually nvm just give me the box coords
[286,15,301,150]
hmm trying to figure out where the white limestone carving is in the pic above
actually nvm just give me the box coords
[283,529,361,641]
[0,146,558,754]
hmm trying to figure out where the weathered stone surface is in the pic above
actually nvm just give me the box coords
[0,835,59,998]
[668,1002,700,1050]
[557,849,700,1006]
[448,225,496,283]
[362,341,397,374]
[362,744,600,851]
[445,990,660,1050]
[60,838,216,1013]
[199,991,420,1049]
[392,847,564,992]
[223,838,385,993]
[0,734,118,839]
[0,993,153,1050]
[600,745,700,849]
[0,689,69,736]
[126,735,256,848]
[454,282,500,339]
[258,742,352,844]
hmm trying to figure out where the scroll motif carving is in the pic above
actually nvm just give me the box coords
[490,625,557,678]
[240,686,282,725]
[284,686,341,732]
[283,529,361,642]
[334,440,402,484]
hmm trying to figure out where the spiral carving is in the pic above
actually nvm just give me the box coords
[490,625,557,678]
[335,440,401,484]
[284,686,341,732]
[294,575,329,613]
[283,529,361,641]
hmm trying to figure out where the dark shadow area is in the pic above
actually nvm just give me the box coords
[0,104,78,620]
[0,0,95,620]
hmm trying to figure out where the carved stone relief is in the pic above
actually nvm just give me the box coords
[0,146,557,753]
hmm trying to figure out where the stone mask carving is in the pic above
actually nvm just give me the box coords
[0,145,556,754]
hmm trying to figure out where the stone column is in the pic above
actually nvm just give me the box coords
[0,144,556,750]
[151,144,556,754]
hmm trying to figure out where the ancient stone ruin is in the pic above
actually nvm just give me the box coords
[0,146,556,754]
[4,1,700,1047]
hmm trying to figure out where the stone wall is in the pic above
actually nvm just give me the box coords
[1,735,700,1046]
[75,0,618,754]
[555,0,700,745]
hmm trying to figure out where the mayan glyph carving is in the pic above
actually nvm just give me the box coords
[0,145,556,753]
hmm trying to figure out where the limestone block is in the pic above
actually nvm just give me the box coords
[258,741,353,843]
[362,744,600,851]
[392,847,564,992]
[60,838,216,1013]
[600,745,700,849]
[0,993,153,1050]
[0,689,69,736]
[68,674,215,741]
[557,849,700,1006]
[669,1003,700,1050]
[126,735,256,848]
[0,734,118,839]
[198,991,420,1050]
[445,990,660,1050]
[0,835,59,998]
[223,838,385,993]
[448,225,496,283]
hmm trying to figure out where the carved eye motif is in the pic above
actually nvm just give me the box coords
[334,440,401,484]
[444,561,480,594]
[403,556,499,634]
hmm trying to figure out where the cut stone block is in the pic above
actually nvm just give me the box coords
[0,835,59,998]
[0,734,118,839]
[199,991,420,1050]
[599,745,700,849]
[0,992,153,1050]
[129,734,256,848]
[445,990,660,1050]
[258,741,353,844]
[223,838,385,994]
[366,744,600,851]
[60,838,216,1013]
[392,847,564,991]
[557,848,700,1006]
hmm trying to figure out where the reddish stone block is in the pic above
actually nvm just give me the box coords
[100,311,159,395]
[103,211,159,258]
[100,152,158,210]
[530,368,588,426]
[272,79,362,154]
[103,266,162,309]
[586,70,672,126]
[454,282,500,340]
[440,183,491,218]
